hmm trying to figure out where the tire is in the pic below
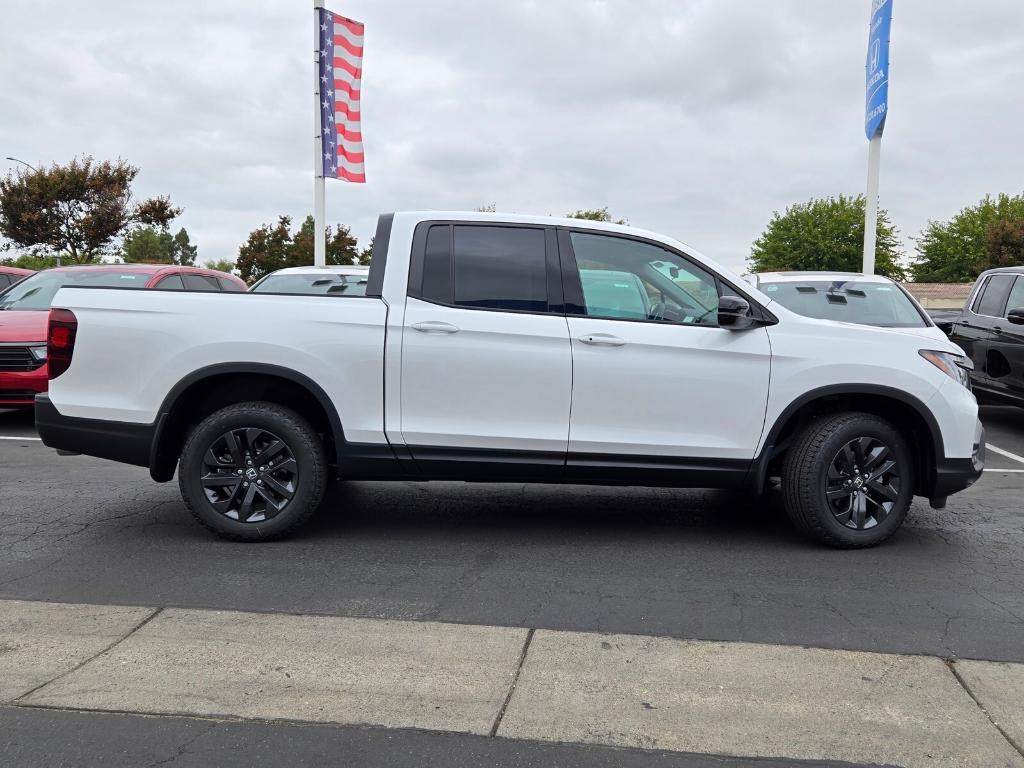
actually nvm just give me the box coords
[178,402,327,541]
[782,412,914,549]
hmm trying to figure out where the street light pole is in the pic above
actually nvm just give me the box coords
[5,156,38,172]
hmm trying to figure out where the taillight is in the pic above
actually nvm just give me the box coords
[47,308,77,380]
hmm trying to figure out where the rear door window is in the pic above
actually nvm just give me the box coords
[182,274,221,292]
[217,277,244,292]
[414,224,550,313]
[156,275,185,290]
[1004,276,1024,317]
[0,275,10,289]
[974,275,1015,317]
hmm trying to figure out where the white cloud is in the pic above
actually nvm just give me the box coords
[2,0,1022,272]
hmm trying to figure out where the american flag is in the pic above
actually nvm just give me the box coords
[318,8,365,182]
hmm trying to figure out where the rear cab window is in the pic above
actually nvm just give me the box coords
[410,224,553,313]
[973,274,1015,317]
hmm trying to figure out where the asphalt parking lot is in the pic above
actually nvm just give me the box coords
[1,405,1023,767]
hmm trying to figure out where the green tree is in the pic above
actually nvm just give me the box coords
[171,228,198,266]
[121,226,197,265]
[204,258,238,275]
[748,195,905,280]
[566,207,627,225]
[984,219,1024,271]
[910,193,1024,282]
[358,236,374,266]
[0,156,180,263]
[234,215,362,283]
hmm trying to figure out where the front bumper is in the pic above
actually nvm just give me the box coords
[0,364,48,407]
[931,421,985,499]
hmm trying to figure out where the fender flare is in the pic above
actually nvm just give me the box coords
[149,362,348,481]
[749,383,944,492]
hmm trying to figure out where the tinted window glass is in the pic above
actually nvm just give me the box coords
[157,275,185,290]
[182,274,220,292]
[421,225,453,304]
[0,275,10,289]
[0,270,150,311]
[1004,276,1024,317]
[975,275,1015,317]
[569,232,720,326]
[452,226,547,312]
[758,280,925,327]
[217,277,244,292]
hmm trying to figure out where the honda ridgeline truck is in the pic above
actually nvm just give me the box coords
[35,212,985,548]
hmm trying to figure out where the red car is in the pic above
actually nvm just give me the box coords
[0,265,34,291]
[0,264,246,408]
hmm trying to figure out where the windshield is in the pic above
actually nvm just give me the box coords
[759,279,926,328]
[0,270,151,310]
[251,273,368,296]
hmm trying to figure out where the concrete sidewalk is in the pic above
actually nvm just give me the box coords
[2,599,1022,767]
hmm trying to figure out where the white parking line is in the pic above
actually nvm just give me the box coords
[986,443,1024,466]
[0,435,41,441]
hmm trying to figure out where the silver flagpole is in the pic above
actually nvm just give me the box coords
[313,0,326,266]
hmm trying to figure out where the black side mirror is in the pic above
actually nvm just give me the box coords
[718,295,755,330]
[1008,308,1024,326]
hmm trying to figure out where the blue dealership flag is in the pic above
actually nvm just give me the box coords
[865,0,892,140]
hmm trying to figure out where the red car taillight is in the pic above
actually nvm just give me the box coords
[47,308,78,380]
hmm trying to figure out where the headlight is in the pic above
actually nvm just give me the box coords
[919,349,971,388]
[28,345,47,362]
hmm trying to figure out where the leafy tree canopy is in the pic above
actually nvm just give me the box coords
[235,215,361,283]
[983,219,1024,273]
[0,156,180,263]
[748,195,906,280]
[204,258,238,276]
[121,226,197,266]
[566,207,627,225]
[910,193,1024,282]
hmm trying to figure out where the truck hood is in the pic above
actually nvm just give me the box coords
[0,310,47,343]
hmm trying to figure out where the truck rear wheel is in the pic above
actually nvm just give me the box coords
[782,412,913,549]
[178,402,327,541]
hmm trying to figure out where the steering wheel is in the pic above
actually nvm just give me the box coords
[648,302,667,321]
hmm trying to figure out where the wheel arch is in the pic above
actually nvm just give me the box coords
[752,384,943,497]
[149,363,346,482]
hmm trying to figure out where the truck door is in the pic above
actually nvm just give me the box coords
[558,229,772,469]
[953,274,1015,390]
[399,223,572,473]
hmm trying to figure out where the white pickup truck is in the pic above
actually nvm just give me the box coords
[36,212,985,547]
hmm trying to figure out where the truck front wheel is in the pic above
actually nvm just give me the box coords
[782,412,914,549]
[178,402,327,541]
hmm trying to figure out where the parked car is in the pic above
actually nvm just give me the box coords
[36,212,983,548]
[250,265,369,296]
[947,266,1024,407]
[748,272,947,342]
[0,264,246,408]
[925,308,963,335]
[0,266,34,291]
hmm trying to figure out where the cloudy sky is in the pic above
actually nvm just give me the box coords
[2,0,1022,272]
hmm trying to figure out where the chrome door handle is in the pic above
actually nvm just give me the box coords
[412,321,460,334]
[578,333,625,347]
[993,326,1003,335]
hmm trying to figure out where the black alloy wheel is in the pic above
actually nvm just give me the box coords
[201,427,298,524]
[825,437,901,530]
[179,402,327,541]
[782,412,913,548]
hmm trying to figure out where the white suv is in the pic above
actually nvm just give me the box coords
[35,212,985,548]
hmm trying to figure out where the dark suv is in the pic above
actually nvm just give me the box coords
[949,266,1024,407]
